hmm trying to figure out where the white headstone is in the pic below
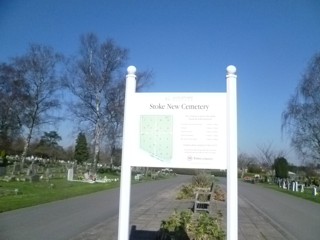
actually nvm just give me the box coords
[67,168,74,181]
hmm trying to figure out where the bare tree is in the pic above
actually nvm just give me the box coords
[12,44,63,168]
[282,53,320,163]
[238,152,257,178]
[256,143,275,170]
[64,33,152,172]
[0,63,25,151]
[256,142,287,171]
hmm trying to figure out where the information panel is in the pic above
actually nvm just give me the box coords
[129,92,227,169]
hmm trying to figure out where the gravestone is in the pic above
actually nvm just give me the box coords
[84,172,89,180]
[11,162,20,175]
[26,162,39,182]
[44,168,52,181]
[30,174,40,182]
[67,168,74,181]
[0,166,6,176]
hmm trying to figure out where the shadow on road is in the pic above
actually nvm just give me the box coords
[130,225,190,240]
[129,225,157,240]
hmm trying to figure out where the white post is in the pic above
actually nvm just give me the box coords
[118,66,137,240]
[313,187,317,196]
[226,65,238,240]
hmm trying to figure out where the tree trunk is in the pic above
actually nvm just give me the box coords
[21,130,32,170]
[92,124,100,173]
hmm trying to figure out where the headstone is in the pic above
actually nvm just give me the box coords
[84,172,89,180]
[44,168,52,181]
[295,182,298,192]
[26,168,32,176]
[27,162,37,176]
[67,168,74,181]
[0,166,6,176]
[301,184,304,193]
[11,162,20,175]
[282,180,286,189]
[25,162,39,182]
[313,187,317,196]
[30,174,40,182]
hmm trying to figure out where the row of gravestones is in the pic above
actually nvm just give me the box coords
[2,162,67,182]
[279,179,318,196]
[1,161,100,183]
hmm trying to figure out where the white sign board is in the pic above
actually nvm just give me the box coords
[128,93,227,169]
[118,65,238,240]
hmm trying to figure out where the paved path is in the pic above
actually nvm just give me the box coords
[0,175,191,240]
[72,178,297,240]
[237,180,320,240]
[2,176,319,239]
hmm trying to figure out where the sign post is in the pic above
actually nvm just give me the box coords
[118,65,238,240]
[118,66,136,240]
[226,65,238,240]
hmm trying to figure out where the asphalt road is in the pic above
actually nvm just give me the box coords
[2,176,320,240]
[220,178,320,240]
[0,175,192,240]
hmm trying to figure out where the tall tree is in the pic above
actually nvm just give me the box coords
[282,53,320,163]
[74,132,89,164]
[0,63,25,152]
[34,131,62,159]
[256,143,287,171]
[274,157,289,179]
[238,152,257,178]
[64,33,151,171]
[12,44,63,168]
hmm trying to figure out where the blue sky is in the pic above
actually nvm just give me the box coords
[1,0,320,164]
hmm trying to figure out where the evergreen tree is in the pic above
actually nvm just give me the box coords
[74,132,89,164]
[274,157,289,179]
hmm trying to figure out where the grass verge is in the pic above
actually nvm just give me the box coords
[0,179,119,213]
[261,183,320,204]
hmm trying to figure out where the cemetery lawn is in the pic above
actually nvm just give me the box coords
[0,179,119,213]
[262,183,320,204]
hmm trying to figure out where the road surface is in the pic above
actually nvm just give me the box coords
[219,178,320,240]
[0,175,191,240]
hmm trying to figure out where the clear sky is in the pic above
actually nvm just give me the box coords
[1,0,320,164]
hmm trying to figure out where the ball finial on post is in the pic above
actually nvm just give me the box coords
[127,65,137,75]
[226,65,236,75]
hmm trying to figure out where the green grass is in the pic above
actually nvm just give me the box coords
[0,179,119,213]
[0,172,176,213]
[261,183,320,204]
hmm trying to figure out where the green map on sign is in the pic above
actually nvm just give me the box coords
[140,115,173,161]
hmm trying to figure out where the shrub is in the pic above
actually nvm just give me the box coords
[191,212,225,240]
[176,184,194,200]
[213,185,225,202]
[159,210,225,240]
[192,172,213,189]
